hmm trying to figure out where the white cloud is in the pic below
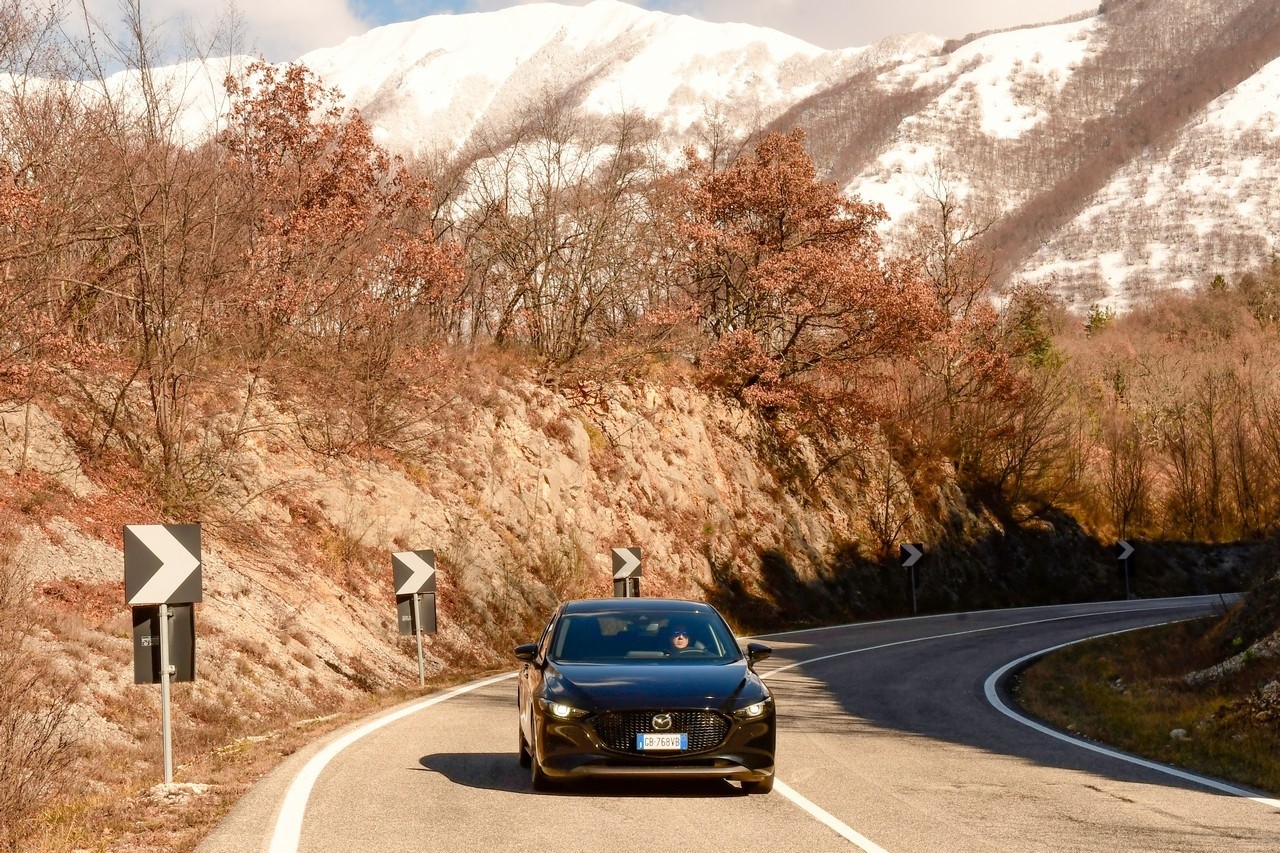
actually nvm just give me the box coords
[64,0,1100,64]
[76,0,367,62]
[666,0,1098,49]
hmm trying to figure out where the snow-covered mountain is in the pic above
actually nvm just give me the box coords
[771,0,1280,309]
[297,0,878,156]
[66,0,1280,311]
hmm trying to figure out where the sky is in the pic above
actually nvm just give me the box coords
[83,0,1100,63]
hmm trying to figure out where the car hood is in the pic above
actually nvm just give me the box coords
[546,660,763,712]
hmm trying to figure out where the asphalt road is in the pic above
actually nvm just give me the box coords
[200,596,1280,853]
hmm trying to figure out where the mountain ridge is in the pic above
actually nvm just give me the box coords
[43,0,1280,310]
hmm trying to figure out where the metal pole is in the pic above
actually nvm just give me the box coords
[910,566,917,615]
[412,593,425,687]
[1123,558,1130,600]
[159,604,173,784]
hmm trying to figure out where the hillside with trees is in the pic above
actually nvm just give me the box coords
[1,1,1278,848]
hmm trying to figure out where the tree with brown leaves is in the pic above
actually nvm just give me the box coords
[676,128,938,430]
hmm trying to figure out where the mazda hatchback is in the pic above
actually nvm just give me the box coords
[515,598,775,793]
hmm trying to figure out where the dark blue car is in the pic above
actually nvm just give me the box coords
[515,598,775,793]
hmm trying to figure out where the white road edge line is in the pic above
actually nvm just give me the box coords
[753,594,1235,641]
[762,606,1182,680]
[983,625,1280,810]
[756,603,1210,852]
[267,672,517,853]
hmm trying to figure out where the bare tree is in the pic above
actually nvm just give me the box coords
[866,449,915,558]
[455,96,666,366]
[1100,404,1151,539]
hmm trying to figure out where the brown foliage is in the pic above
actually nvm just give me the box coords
[677,129,938,430]
[1063,280,1280,541]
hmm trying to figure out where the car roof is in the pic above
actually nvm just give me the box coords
[560,598,715,615]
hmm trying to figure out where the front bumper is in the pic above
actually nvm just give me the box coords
[536,713,776,782]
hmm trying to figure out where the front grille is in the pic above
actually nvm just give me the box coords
[593,710,730,754]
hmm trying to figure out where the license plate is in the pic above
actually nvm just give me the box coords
[636,732,688,751]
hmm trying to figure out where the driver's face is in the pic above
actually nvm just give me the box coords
[671,630,689,649]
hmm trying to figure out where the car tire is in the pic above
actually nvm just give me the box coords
[742,773,774,794]
[518,726,532,768]
[530,754,554,792]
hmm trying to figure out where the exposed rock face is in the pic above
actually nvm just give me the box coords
[3,378,891,751]
[1186,630,1280,687]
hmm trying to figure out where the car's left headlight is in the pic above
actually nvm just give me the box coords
[538,698,589,720]
[732,697,773,718]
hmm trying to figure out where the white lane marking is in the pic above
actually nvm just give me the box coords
[757,602,1212,852]
[753,594,1233,641]
[983,627,1280,810]
[762,605,1190,680]
[774,780,890,853]
[268,672,517,853]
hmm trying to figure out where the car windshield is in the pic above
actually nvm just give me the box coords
[550,609,741,664]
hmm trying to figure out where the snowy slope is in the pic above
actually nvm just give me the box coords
[1018,52,1280,310]
[848,16,1102,234]
[299,0,867,156]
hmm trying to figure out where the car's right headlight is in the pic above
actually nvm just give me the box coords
[538,698,589,720]
[732,696,773,718]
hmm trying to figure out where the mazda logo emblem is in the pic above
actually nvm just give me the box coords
[652,713,672,731]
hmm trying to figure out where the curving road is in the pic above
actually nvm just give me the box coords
[200,596,1280,853]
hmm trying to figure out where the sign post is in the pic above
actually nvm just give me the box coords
[393,550,437,687]
[158,604,173,781]
[1117,539,1134,600]
[612,547,641,597]
[900,543,924,615]
[125,523,201,785]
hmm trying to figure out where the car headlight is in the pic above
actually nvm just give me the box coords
[538,698,589,720]
[733,697,772,718]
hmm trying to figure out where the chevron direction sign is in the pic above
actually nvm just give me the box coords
[612,547,641,579]
[124,524,202,606]
[900,543,924,568]
[394,550,437,685]
[393,550,436,595]
[612,547,641,598]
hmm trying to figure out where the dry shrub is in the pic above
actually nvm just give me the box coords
[0,521,80,851]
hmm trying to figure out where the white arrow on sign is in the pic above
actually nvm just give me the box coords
[394,551,436,595]
[612,547,641,579]
[128,525,201,605]
[901,543,923,568]
[1118,540,1134,561]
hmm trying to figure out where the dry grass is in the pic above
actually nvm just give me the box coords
[0,569,80,851]
[1017,618,1280,795]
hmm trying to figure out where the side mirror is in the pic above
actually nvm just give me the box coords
[746,642,772,665]
[514,643,539,663]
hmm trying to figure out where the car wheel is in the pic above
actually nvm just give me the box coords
[518,726,532,768]
[528,730,555,791]
[742,773,774,794]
